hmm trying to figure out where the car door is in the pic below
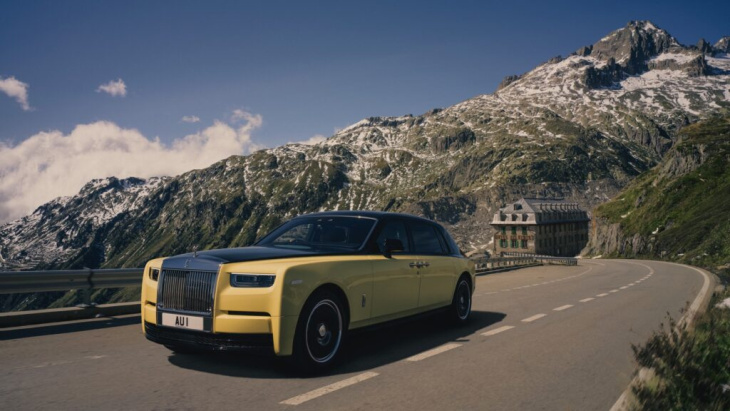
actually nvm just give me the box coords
[370,220,420,319]
[408,221,456,310]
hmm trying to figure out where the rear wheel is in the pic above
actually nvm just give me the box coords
[293,290,345,371]
[449,276,472,324]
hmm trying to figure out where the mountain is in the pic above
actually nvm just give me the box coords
[583,115,730,269]
[1,21,729,284]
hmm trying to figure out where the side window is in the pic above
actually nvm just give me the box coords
[410,223,446,255]
[376,221,410,253]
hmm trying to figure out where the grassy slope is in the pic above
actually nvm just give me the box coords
[593,115,730,268]
[631,287,730,410]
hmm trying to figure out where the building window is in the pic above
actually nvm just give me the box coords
[500,239,507,248]
[501,226,506,235]
[511,240,518,248]
[522,227,527,235]
[521,240,527,249]
[511,226,517,235]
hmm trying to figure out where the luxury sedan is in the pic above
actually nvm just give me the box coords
[141,211,475,369]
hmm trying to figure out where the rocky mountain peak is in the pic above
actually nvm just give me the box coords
[589,20,678,74]
[78,176,148,197]
[715,36,730,53]
[696,38,713,54]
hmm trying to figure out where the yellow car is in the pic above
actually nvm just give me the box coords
[141,211,475,369]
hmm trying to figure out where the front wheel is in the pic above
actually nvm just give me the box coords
[293,290,345,372]
[449,277,472,324]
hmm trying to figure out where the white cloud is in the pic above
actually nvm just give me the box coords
[0,113,264,223]
[291,134,328,145]
[181,115,200,123]
[0,76,32,111]
[96,79,127,97]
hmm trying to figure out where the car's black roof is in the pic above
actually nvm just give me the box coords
[295,210,437,225]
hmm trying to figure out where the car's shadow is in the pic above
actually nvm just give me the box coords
[0,315,140,340]
[167,310,506,378]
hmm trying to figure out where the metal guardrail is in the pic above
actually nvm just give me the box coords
[0,268,144,327]
[501,252,578,266]
[472,256,539,274]
[0,268,143,294]
[471,253,578,274]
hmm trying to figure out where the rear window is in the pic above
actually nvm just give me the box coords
[410,223,446,255]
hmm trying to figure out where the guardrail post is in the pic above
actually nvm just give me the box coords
[76,267,96,309]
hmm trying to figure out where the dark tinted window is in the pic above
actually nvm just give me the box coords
[410,223,445,254]
[439,226,461,255]
[258,216,375,251]
[376,221,410,253]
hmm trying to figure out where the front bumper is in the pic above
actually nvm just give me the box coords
[144,322,274,353]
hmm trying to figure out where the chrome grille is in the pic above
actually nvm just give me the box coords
[159,269,217,314]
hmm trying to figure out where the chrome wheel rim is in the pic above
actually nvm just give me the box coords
[305,299,342,363]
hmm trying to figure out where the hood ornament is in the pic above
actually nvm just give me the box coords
[192,245,198,258]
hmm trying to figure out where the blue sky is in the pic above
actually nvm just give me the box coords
[0,0,728,222]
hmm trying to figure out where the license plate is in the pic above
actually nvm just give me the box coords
[161,313,204,331]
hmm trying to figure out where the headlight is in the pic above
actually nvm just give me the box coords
[230,273,276,288]
[149,268,160,281]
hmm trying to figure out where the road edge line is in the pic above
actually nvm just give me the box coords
[609,261,714,411]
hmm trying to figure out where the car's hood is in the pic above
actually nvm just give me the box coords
[161,246,326,271]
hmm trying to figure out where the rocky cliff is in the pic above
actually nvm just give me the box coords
[583,115,730,269]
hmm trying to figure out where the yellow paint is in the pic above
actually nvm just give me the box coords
[141,253,474,356]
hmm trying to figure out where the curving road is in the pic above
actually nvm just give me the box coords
[0,260,711,411]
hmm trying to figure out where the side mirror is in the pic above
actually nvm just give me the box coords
[384,238,404,258]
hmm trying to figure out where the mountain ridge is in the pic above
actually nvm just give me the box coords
[1,21,729,277]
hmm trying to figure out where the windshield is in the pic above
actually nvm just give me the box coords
[257,216,377,251]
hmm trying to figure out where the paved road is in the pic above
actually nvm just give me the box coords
[0,260,710,411]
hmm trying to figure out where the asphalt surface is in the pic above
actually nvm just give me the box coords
[0,259,710,411]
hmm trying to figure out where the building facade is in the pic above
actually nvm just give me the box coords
[490,197,590,257]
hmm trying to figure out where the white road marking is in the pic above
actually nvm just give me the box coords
[597,293,609,297]
[609,289,619,293]
[14,354,108,371]
[579,298,595,303]
[481,325,515,336]
[620,286,628,290]
[280,372,379,405]
[405,343,461,362]
[521,314,546,322]
[553,305,573,311]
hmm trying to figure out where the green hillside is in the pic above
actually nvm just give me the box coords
[591,115,730,268]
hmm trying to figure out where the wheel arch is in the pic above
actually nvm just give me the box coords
[304,283,351,329]
[459,271,473,292]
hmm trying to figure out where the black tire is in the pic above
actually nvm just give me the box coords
[293,289,346,372]
[449,276,472,324]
